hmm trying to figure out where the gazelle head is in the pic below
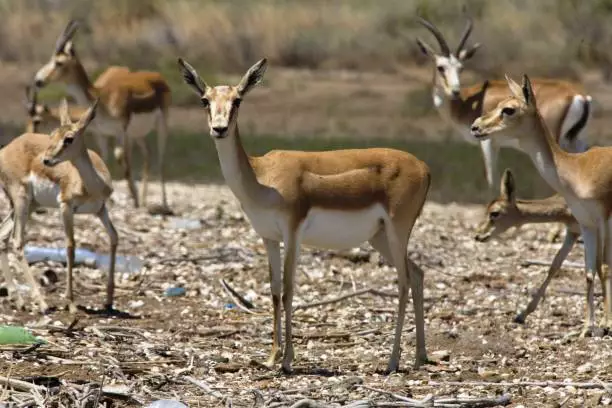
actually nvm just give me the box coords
[417,17,481,99]
[42,98,98,167]
[34,20,81,88]
[470,74,537,143]
[24,85,52,133]
[178,57,267,139]
[475,169,520,242]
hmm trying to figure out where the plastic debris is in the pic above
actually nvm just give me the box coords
[0,326,45,345]
[164,287,186,297]
[145,400,188,408]
[24,246,143,274]
[167,216,202,230]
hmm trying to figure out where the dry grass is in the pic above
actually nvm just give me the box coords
[1,0,612,78]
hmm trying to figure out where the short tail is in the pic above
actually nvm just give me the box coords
[565,95,591,143]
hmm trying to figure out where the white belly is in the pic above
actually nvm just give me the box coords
[242,206,284,242]
[565,196,599,228]
[29,174,60,208]
[300,205,386,250]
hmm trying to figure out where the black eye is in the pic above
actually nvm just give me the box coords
[55,61,64,67]
[489,211,500,220]
[437,66,444,73]
[200,98,209,108]
[502,107,516,116]
[233,99,242,108]
[63,137,74,146]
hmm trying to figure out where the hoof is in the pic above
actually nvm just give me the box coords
[281,364,293,374]
[513,313,526,324]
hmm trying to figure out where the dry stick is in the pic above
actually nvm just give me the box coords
[426,380,611,389]
[220,279,259,315]
[522,259,583,269]
[288,400,331,408]
[294,287,397,311]
[183,375,224,400]
[0,375,47,393]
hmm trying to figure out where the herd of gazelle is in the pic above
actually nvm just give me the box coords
[0,16,606,372]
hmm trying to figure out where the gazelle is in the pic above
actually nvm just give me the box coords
[417,18,591,191]
[178,57,431,373]
[0,99,117,314]
[34,20,172,214]
[471,74,612,336]
[475,168,586,323]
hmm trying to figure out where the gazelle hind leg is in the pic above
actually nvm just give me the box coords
[135,138,150,208]
[280,229,303,373]
[515,230,578,323]
[156,109,169,210]
[580,226,599,337]
[97,205,118,310]
[602,219,612,328]
[60,203,77,313]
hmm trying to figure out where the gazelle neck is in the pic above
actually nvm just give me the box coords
[515,197,573,225]
[70,151,110,198]
[215,125,273,205]
[518,112,568,193]
[432,81,487,128]
[66,61,98,106]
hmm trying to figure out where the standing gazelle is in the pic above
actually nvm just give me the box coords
[417,18,591,191]
[178,57,431,373]
[34,20,172,214]
[475,168,589,324]
[471,75,612,336]
[0,99,117,314]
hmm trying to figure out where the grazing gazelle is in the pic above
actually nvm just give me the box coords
[0,99,118,314]
[178,57,431,373]
[417,17,591,191]
[471,74,612,336]
[474,168,590,323]
[34,20,172,214]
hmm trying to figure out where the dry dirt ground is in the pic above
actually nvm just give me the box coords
[0,182,611,407]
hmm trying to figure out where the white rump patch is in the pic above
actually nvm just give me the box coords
[29,173,61,208]
[559,95,589,152]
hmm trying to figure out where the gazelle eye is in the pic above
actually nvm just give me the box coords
[502,107,516,116]
[233,99,242,108]
[489,211,500,220]
[200,98,209,108]
[437,66,444,73]
[63,137,74,146]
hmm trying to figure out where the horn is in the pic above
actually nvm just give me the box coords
[54,20,80,54]
[456,18,474,55]
[417,17,450,56]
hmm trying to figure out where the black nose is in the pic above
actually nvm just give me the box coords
[42,158,51,166]
[471,125,479,133]
[34,79,44,88]
[452,90,460,98]
[213,126,228,135]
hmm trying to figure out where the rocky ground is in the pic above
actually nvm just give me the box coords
[0,182,611,407]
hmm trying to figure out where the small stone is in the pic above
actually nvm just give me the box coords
[432,350,451,361]
[577,362,593,374]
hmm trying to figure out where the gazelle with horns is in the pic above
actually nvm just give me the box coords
[471,75,612,336]
[34,20,172,214]
[417,17,592,191]
[474,168,592,324]
[178,57,432,373]
[0,98,118,314]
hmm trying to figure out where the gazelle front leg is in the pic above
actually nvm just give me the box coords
[281,231,303,373]
[117,128,139,208]
[135,138,150,208]
[60,202,77,313]
[97,205,118,311]
[515,230,579,323]
[263,238,282,367]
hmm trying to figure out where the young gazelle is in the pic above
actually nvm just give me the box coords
[471,75,612,336]
[0,99,117,314]
[178,58,431,373]
[34,20,172,214]
[475,168,585,323]
[417,18,591,191]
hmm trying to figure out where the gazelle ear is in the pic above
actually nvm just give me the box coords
[237,58,267,96]
[500,168,516,203]
[76,98,98,130]
[416,38,436,57]
[59,99,71,126]
[177,58,208,97]
[505,74,525,103]
[458,43,481,61]
[521,74,535,107]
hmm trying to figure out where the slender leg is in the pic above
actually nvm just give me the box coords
[581,226,598,337]
[515,230,578,323]
[118,128,139,208]
[94,131,110,163]
[480,138,500,193]
[407,257,428,368]
[135,138,150,208]
[263,238,282,368]
[281,230,303,373]
[0,211,22,310]
[97,205,118,310]
[602,220,612,328]
[60,202,77,313]
[156,110,169,210]
[13,195,48,313]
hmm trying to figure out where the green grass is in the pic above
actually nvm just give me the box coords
[112,130,553,205]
